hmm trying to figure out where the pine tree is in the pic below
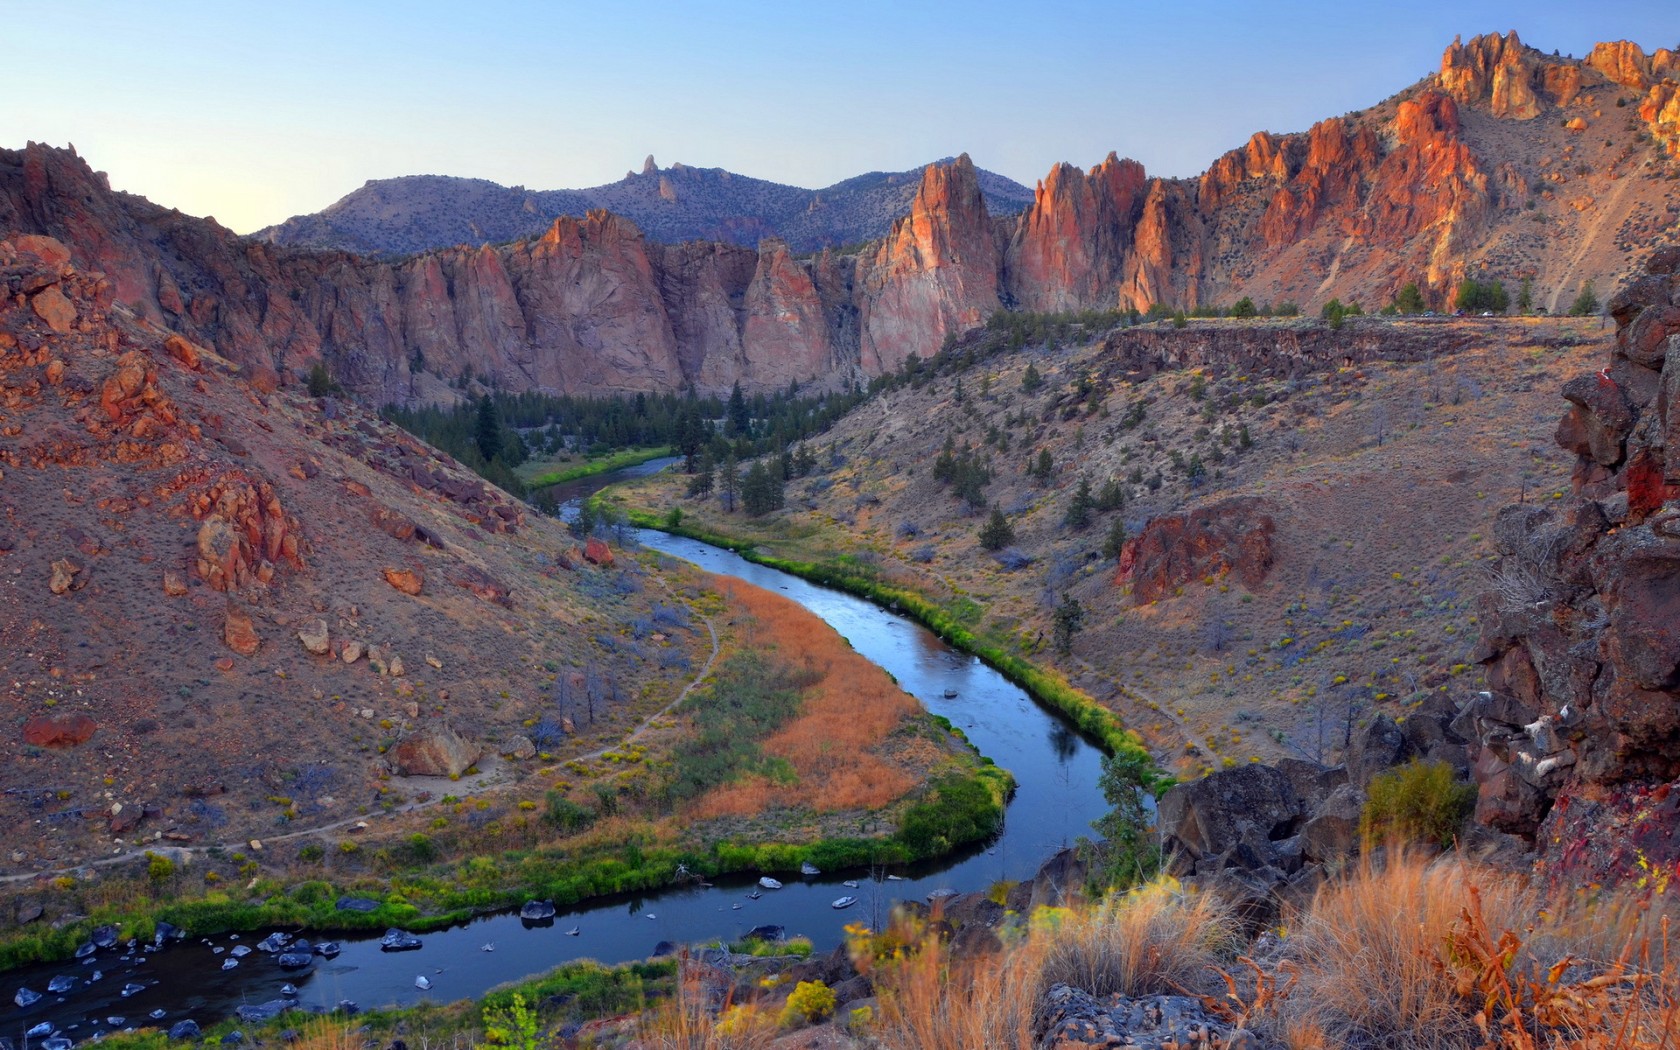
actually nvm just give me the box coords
[719,453,739,512]
[1394,282,1426,314]
[727,382,749,436]
[475,395,503,463]
[1052,595,1085,656]
[1064,477,1095,530]
[978,505,1014,551]
[1568,281,1599,317]
[1517,276,1534,314]
[1021,362,1044,394]
[1102,517,1127,560]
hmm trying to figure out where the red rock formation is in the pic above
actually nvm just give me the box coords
[1006,153,1148,311]
[2,28,1675,399]
[1440,31,1543,119]
[1116,498,1275,604]
[858,154,1000,372]
[740,238,838,387]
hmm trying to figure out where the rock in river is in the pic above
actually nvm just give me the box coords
[167,1022,201,1042]
[379,928,422,952]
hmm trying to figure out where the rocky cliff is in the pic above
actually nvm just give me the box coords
[1471,248,1680,886]
[4,33,1677,404]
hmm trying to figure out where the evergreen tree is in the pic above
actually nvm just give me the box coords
[1394,282,1427,314]
[741,460,784,516]
[1229,296,1257,318]
[686,450,715,497]
[726,382,749,437]
[1064,477,1095,530]
[1568,281,1600,317]
[1021,361,1045,394]
[1102,517,1127,560]
[1095,478,1125,512]
[1052,595,1085,656]
[719,452,739,512]
[1033,448,1054,482]
[475,395,503,463]
[978,505,1014,551]
[1517,276,1534,314]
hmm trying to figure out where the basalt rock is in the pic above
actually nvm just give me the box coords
[1473,252,1680,882]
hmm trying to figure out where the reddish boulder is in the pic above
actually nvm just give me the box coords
[1117,498,1275,604]
[30,285,76,332]
[223,606,260,656]
[164,334,202,370]
[22,714,96,748]
[583,537,614,567]
[383,566,424,595]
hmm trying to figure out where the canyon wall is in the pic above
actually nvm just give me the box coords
[3,33,1678,402]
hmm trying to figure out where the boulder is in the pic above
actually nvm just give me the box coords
[1300,784,1366,863]
[30,285,76,332]
[1273,758,1347,812]
[391,726,482,777]
[378,928,422,951]
[48,558,80,595]
[22,714,96,748]
[297,619,329,656]
[584,537,614,567]
[1344,714,1413,788]
[167,1021,201,1041]
[1156,764,1301,862]
[501,735,537,760]
[162,570,188,597]
[223,606,261,656]
[382,567,424,596]
[1117,497,1276,603]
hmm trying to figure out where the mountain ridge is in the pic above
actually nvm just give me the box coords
[3,31,1678,405]
[254,157,1037,256]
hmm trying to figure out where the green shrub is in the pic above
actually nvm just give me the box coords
[1360,760,1475,847]
[544,792,597,834]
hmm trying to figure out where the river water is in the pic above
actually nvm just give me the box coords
[1,460,1108,1043]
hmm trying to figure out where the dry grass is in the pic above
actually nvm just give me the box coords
[1270,850,1680,1050]
[865,920,1044,1050]
[853,878,1235,1050]
[633,955,776,1050]
[690,581,920,819]
[1034,878,1240,999]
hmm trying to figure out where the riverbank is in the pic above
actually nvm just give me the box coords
[606,496,1164,792]
[0,553,1010,975]
[519,445,674,489]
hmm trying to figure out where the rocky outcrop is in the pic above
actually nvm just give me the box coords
[1006,153,1148,312]
[858,154,1000,373]
[1473,249,1680,883]
[1440,31,1544,119]
[1117,497,1275,604]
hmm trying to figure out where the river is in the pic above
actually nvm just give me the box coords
[1,459,1108,1043]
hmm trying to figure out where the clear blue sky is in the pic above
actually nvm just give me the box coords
[5,1,1674,233]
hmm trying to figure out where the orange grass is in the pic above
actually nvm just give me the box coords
[690,581,921,819]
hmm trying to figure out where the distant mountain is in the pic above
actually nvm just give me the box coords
[255,156,1037,255]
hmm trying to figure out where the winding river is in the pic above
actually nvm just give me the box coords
[1,460,1108,1043]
